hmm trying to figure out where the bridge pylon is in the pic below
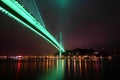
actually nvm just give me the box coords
[59,32,63,58]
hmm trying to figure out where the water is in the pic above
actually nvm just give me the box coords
[0,59,120,80]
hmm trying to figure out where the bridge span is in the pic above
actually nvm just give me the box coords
[0,0,65,57]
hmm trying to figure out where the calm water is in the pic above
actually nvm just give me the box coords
[0,59,120,80]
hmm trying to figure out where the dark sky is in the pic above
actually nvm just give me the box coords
[0,0,120,55]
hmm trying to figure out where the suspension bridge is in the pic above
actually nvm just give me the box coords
[0,0,65,57]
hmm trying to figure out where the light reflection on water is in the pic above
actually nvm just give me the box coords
[0,59,120,80]
[38,59,65,80]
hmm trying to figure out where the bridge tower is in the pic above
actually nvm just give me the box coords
[59,32,63,58]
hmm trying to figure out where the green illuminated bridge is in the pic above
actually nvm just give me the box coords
[0,0,65,56]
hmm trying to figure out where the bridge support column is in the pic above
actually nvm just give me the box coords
[59,32,63,59]
[59,50,62,58]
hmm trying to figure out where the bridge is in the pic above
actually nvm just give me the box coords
[0,0,65,57]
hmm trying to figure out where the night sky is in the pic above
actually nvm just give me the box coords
[0,0,120,55]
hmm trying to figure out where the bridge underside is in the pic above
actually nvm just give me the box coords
[0,0,64,52]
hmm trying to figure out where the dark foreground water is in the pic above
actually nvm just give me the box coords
[0,59,120,80]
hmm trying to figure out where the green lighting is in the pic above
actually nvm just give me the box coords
[59,32,64,58]
[0,6,60,50]
[0,0,65,52]
[56,0,68,8]
[60,0,67,7]
[38,59,65,80]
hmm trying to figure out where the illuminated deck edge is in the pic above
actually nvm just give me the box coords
[0,0,64,52]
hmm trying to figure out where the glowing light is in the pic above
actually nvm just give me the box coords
[37,59,65,80]
[56,0,68,8]
[0,0,65,52]
[0,6,60,50]
[17,56,22,58]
